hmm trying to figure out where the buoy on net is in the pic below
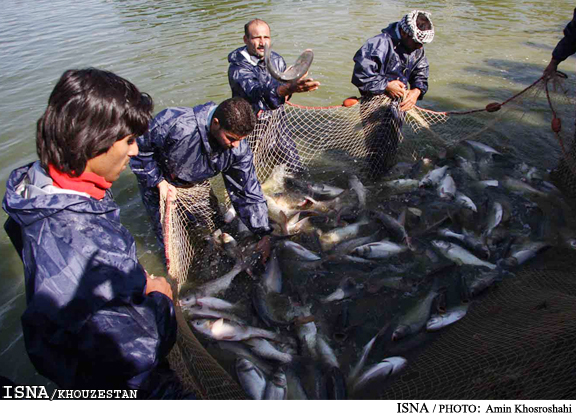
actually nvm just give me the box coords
[485,102,502,113]
[552,117,562,133]
[343,97,359,107]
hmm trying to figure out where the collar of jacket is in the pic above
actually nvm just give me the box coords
[240,47,261,66]
[195,102,220,158]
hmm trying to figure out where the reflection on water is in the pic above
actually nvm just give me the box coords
[0,0,574,388]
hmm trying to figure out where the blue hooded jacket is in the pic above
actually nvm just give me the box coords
[228,46,287,113]
[129,102,270,240]
[2,162,178,395]
[352,22,429,98]
[552,8,576,63]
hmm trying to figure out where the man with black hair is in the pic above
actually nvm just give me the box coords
[3,68,187,398]
[130,97,271,248]
[352,10,434,178]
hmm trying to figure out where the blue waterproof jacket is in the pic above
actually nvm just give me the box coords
[228,46,287,113]
[130,102,270,239]
[553,8,576,63]
[352,22,429,98]
[2,162,178,395]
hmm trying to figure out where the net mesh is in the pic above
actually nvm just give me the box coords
[161,73,576,399]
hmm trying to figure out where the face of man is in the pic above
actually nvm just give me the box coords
[210,118,245,150]
[243,21,271,59]
[400,29,423,53]
[85,134,138,182]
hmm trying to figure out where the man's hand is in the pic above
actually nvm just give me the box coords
[385,80,407,99]
[145,274,173,301]
[543,58,560,80]
[157,180,177,204]
[278,73,320,97]
[399,88,421,112]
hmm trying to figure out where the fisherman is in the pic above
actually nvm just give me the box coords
[130,97,272,251]
[544,7,576,195]
[2,68,187,398]
[228,18,320,173]
[351,10,434,179]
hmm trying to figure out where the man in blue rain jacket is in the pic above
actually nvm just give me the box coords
[351,10,434,179]
[228,19,320,173]
[130,97,271,248]
[3,68,184,398]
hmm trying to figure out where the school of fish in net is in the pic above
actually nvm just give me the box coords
[177,139,576,399]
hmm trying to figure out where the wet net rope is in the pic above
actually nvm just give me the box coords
[161,73,576,399]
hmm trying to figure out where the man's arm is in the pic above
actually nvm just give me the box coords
[408,53,429,99]
[545,9,576,78]
[228,63,286,110]
[351,36,392,95]
[130,113,170,189]
[222,145,271,236]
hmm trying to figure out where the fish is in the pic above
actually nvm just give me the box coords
[380,178,420,194]
[181,305,248,325]
[432,240,497,269]
[285,176,345,201]
[265,44,314,82]
[465,140,502,156]
[369,210,410,245]
[252,283,291,328]
[245,338,293,365]
[455,155,479,180]
[502,177,547,198]
[351,240,408,259]
[279,240,322,261]
[236,358,267,400]
[426,304,469,331]
[484,202,503,237]
[321,276,362,303]
[316,335,340,369]
[193,261,248,298]
[348,175,367,208]
[437,228,489,259]
[455,192,477,212]
[350,357,407,395]
[392,287,439,341]
[318,217,370,251]
[328,232,381,256]
[462,269,505,299]
[498,241,550,269]
[262,249,282,293]
[191,318,283,342]
[348,324,388,383]
[264,368,288,400]
[475,179,499,188]
[419,165,448,187]
[438,174,456,199]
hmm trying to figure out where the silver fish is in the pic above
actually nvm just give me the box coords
[432,240,497,269]
[328,233,381,256]
[437,228,489,259]
[182,305,247,325]
[265,44,314,82]
[484,202,503,237]
[475,179,499,188]
[321,277,362,303]
[191,318,282,342]
[455,192,477,212]
[349,175,367,208]
[438,174,456,199]
[502,177,547,198]
[392,288,439,341]
[426,304,469,331]
[465,140,502,156]
[285,177,345,201]
[350,357,407,394]
[455,155,479,180]
[195,262,247,297]
[316,335,340,369]
[318,217,370,251]
[264,368,288,400]
[236,358,266,400]
[381,178,420,194]
[279,240,322,261]
[499,241,549,268]
[419,165,448,187]
[262,249,282,293]
[351,240,408,259]
[245,338,293,365]
[370,210,410,245]
[348,325,388,383]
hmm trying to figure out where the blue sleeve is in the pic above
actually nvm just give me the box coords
[351,37,391,95]
[552,8,576,62]
[223,146,271,235]
[228,62,286,110]
[130,113,171,189]
[76,290,177,389]
[409,54,429,98]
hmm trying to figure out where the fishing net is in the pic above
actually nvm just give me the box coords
[162,73,576,399]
